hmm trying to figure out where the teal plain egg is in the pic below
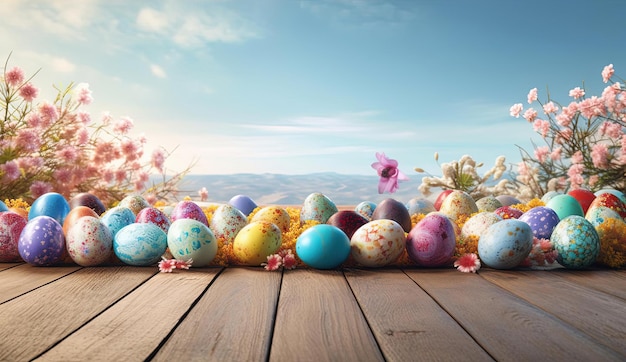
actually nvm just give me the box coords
[296,224,350,269]
[545,194,583,220]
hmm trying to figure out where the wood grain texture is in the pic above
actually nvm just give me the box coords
[480,269,626,357]
[152,267,281,362]
[36,268,221,361]
[269,268,384,362]
[550,269,626,300]
[345,268,493,361]
[0,266,155,361]
[0,262,22,271]
[0,264,81,304]
[404,269,623,361]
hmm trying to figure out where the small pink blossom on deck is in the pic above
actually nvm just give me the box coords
[5,66,24,86]
[371,152,408,194]
[602,64,614,83]
[280,249,297,270]
[19,83,39,102]
[174,258,193,270]
[262,254,283,271]
[158,258,177,273]
[454,253,481,273]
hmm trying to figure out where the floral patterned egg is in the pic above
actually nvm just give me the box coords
[18,216,66,266]
[518,206,560,240]
[0,211,28,262]
[228,195,258,216]
[354,201,376,220]
[350,219,406,267]
[438,190,478,222]
[406,213,456,267]
[233,221,282,265]
[252,206,290,232]
[588,192,626,219]
[28,192,70,224]
[209,204,248,244]
[478,219,533,269]
[168,219,217,267]
[551,216,600,269]
[300,193,338,224]
[475,195,502,212]
[406,197,436,216]
[136,207,171,233]
[101,206,136,238]
[66,216,113,266]
[585,205,622,228]
[118,194,151,215]
[546,194,584,220]
[170,201,209,227]
[113,223,168,266]
[461,212,503,240]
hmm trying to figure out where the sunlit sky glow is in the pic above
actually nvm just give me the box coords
[2,0,625,177]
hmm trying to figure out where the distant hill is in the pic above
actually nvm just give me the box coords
[175,172,431,206]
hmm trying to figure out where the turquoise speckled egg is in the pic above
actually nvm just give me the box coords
[114,223,168,266]
[585,206,622,228]
[300,193,338,224]
[551,216,600,269]
[478,219,533,269]
[101,206,136,238]
[168,219,217,267]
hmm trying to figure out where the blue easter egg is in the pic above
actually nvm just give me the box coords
[229,195,258,216]
[546,194,584,220]
[114,223,168,266]
[519,206,560,240]
[478,219,533,269]
[296,224,350,269]
[28,192,70,224]
[18,216,65,266]
[167,219,217,267]
[406,197,436,216]
[552,216,599,269]
[354,201,376,220]
[0,200,8,212]
[101,206,136,237]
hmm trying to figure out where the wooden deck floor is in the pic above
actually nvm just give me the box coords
[0,263,624,361]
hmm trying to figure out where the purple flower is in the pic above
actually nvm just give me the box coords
[371,152,408,194]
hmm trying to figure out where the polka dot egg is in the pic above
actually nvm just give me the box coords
[518,206,560,240]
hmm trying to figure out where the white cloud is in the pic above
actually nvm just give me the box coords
[136,7,170,32]
[150,64,167,78]
[50,56,76,73]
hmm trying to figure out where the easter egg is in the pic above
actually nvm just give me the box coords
[118,194,150,215]
[63,206,99,235]
[439,190,478,222]
[18,216,65,266]
[233,221,282,265]
[252,206,290,232]
[168,219,217,267]
[354,201,376,220]
[434,189,454,211]
[406,213,456,267]
[300,193,338,224]
[595,189,626,205]
[350,219,406,267]
[327,210,369,239]
[28,192,70,224]
[0,200,8,212]
[551,216,600,269]
[101,206,136,237]
[113,223,168,266]
[209,204,248,244]
[0,212,27,262]
[567,189,596,215]
[478,219,533,269]
[406,197,436,216]
[69,192,106,215]
[494,205,524,219]
[461,212,503,240]
[495,195,521,207]
[546,194,584,220]
[518,206,560,240]
[66,216,113,266]
[136,207,171,233]
[228,195,258,216]
[541,191,561,204]
[475,195,502,212]
[296,224,351,269]
[371,198,412,232]
[170,201,209,227]
[585,206,622,228]
[588,192,626,219]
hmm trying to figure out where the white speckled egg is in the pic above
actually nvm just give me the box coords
[300,193,338,224]
[66,216,113,266]
[252,206,290,232]
[168,219,217,267]
[551,216,600,269]
[113,223,168,266]
[475,195,502,212]
[350,219,406,267]
[461,212,503,240]
[439,190,478,221]
[478,219,533,269]
[209,204,248,244]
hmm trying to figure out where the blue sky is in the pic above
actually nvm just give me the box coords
[2,0,625,182]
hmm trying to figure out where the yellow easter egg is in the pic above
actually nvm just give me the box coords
[251,206,290,232]
[233,221,282,265]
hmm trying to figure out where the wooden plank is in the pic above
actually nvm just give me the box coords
[480,269,626,357]
[551,269,626,300]
[404,269,623,361]
[0,264,81,304]
[0,266,155,361]
[37,268,221,361]
[151,267,281,361]
[344,268,493,361]
[0,262,23,271]
[269,268,384,362]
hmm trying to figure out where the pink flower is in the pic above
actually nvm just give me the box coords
[54,168,73,184]
[16,129,41,152]
[26,113,42,128]
[543,101,558,115]
[454,253,481,273]
[198,187,208,201]
[602,64,614,83]
[151,148,166,173]
[599,121,622,139]
[101,112,113,126]
[174,258,193,270]
[279,249,297,270]
[532,119,550,138]
[5,66,24,86]
[76,127,90,145]
[567,163,585,189]
[527,88,538,104]
[550,147,562,161]
[1,161,20,181]
[158,258,176,273]
[113,117,134,135]
[75,83,93,105]
[371,152,408,194]
[56,146,79,163]
[19,83,39,102]
[30,181,52,199]
[534,146,550,163]
[509,103,523,118]
[569,87,585,99]
[77,111,91,125]
[571,150,584,164]
[523,108,537,122]
[588,175,599,187]
[39,102,59,126]
[120,139,140,161]
[262,254,282,271]
[591,143,609,168]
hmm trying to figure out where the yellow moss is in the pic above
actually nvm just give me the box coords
[4,198,30,210]
[456,234,479,256]
[596,218,626,268]
[410,213,426,228]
